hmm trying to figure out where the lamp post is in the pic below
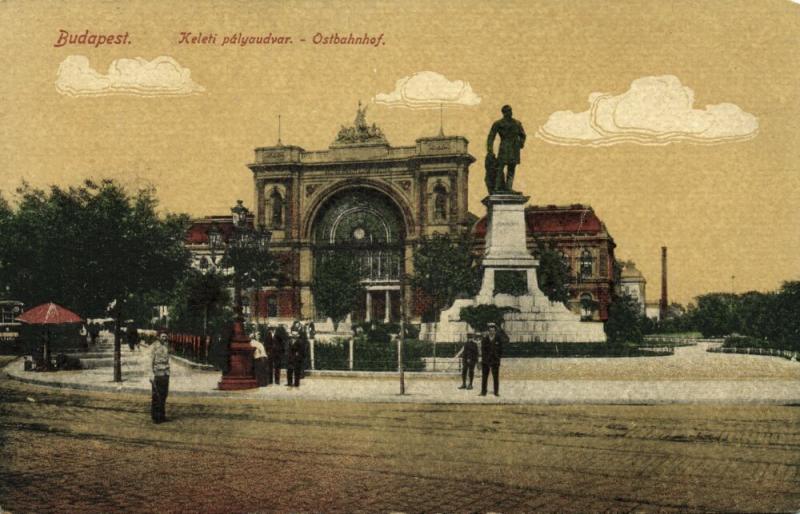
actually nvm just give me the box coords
[201,223,223,337]
[218,201,272,391]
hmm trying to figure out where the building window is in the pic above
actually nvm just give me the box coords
[270,188,283,228]
[433,182,448,222]
[267,296,278,317]
[559,250,571,273]
[579,249,594,279]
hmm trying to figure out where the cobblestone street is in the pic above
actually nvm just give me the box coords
[1,365,799,513]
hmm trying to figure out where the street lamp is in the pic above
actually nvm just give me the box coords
[218,200,272,391]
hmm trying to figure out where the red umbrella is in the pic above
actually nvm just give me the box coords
[18,302,83,325]
[18,302,83,371]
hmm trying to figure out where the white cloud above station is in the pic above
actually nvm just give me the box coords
[373,71,481,109]
[55,55,205,97]
[537,75,758,146]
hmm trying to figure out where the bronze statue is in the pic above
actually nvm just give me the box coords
[486,105,526,194]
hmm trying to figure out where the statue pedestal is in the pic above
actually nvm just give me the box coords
[420,194,606,344]
[476,194,540,303]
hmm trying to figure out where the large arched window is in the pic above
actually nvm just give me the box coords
[312,188,405,282]
[270,188,283,228]
[433,182,448,222]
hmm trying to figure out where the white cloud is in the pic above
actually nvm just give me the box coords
[55,55,205,97]
[373,71,480,109]
[537,75,758,146]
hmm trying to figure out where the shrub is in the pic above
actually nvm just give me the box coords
[459,305,519,332]
[314,338,349,370]
[723,335,769,349]
[312,336,426,371]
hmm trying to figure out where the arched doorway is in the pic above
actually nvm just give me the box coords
[311,187,406,323]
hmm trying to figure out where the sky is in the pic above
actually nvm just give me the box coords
[1,0,799,305]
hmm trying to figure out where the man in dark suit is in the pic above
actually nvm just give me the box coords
[269,325,285,385]
[480,323,504,396]
[459,333,479,390]
[286,327,306,388]
[263,325,275,385]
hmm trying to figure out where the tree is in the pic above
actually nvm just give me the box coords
[734,291,775,340]
[167,268,231,336]
[219,229,280,296]
[0,180,191,381]
[312,251,365,329]
[604,293,643,344]
[534,242,571,305]
[693,293,737,338]
[772,281,800,349]
[410,233,479,321]
[0,180,190,319]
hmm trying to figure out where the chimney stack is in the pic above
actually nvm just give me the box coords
[659,246,668,320]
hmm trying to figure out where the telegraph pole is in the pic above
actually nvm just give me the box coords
[398,260,406,395]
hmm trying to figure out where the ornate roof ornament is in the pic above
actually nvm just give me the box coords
[332,100,388,146]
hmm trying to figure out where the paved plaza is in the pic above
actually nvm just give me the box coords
[4,340,799,404]
[1,368,799,513]
[1,341,799,513]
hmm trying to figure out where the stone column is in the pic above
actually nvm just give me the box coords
[365,291,372,322]
[384,290,391,323]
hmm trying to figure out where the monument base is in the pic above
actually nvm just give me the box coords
[420,194,606,344]
[218,320,258,390]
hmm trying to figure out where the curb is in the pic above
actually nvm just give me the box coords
[305,369,459,378]
[169,354,217,371]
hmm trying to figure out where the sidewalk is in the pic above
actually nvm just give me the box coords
[4,341,800,404]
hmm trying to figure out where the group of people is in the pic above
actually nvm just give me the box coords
[458,322,507,396]
[250,320,316,389]
[146,318,509,424]
[78,322,102,351]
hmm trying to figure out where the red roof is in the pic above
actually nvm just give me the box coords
[473,204,605,238]
[186,216,254,244]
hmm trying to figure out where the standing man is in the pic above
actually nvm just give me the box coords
[250,331,269,387]
[150,332,170,423]
[486,105,526,193]
[79,324,89,352]
[270,325,286,385]
[286,327,305,388]
[459,333,479,390]
[264,325,275,385]
[126,323,139,352]
[89,322,100,345]
[480,323,504,397]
